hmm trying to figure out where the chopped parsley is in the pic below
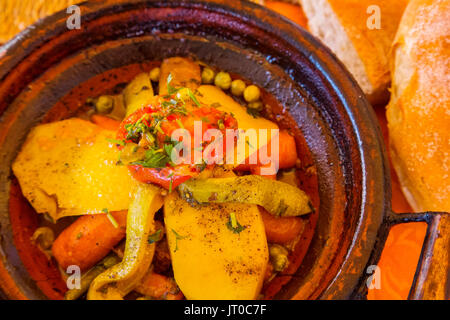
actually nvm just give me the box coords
[130,139,181,169]
[124,118,150,143]
[217,119,225,130]
[166,74,180,96]
[171,228,188,252]
[246,107,261,118]
[106,138,125,146]
[196,160,207,172]
[275,199,288,217]
[102,208,119,228]
[131,148,171,168]
[226,212,246,234]
[168,172,174,194]
[148,229,163,244]
[188,89,201,107]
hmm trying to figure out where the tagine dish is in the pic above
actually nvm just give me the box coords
[11,57,318,300]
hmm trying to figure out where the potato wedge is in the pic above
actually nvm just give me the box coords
[12,118,138,220]
[164,191,268,300]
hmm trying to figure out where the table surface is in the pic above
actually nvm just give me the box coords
[0,0,426,300]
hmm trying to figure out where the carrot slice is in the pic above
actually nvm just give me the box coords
[235,130,298,175]
[91,115,121,131]
[52,210,127,272]
[135,271,184,300]
[260,207,306,244]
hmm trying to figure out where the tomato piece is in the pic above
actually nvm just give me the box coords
[116,99,237,189]
[128,165,193,190]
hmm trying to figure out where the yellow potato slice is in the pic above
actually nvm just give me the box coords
[12,118,138,220]
[164,191,268,300]
[197,85,279,166]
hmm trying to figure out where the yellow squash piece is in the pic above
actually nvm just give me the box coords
[197,85,279,166]
[164,192,269,300]
[12,118,139,220]
[197,85,278,132]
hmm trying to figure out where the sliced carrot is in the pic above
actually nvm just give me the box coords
[276,130,298,169]
[51,210,127,272]
[259,207,306,244]
[135,271,184,300]
[91,114,121,131]
[235,130,298,175]
[250,165,277,180]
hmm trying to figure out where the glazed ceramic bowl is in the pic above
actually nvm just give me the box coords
[0,0,448,300]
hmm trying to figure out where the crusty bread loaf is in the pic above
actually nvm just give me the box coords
[299,0,409,105]
[0,0,79,43]
[387,0,449,212]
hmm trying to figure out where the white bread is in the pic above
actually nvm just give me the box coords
[299,0,409,105]
[387,0,450,212]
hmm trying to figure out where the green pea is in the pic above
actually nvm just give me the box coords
[214,71,232,90]
[247,101,263,111]
[269,244,289,272]
[231,79,246,96]
[201,67,215,84]
[149,67,160,82]
[243,85,261,103]
[95,95,114,114]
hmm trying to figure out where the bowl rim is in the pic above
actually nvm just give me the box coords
[0,0,391,300]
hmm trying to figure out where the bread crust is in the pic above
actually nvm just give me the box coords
[387,0,450,212]
[300,0,408,105]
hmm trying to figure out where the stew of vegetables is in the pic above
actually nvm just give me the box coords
[11,57,316,300]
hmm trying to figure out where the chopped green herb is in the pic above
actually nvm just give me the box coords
[210,102,222,108]
[275,199,288,217]
[175,118,184,129]
[168,172,174,193]
[148,229,163,244]
[246,107,261,118]
[226,212,246,234]
[132,148,171,168]
[102,208,119,228]
[171,228,188,252]
[217,119,225,130]
[164,142,175,159]
[154,122,164,135]
[187,89,201,107]
[196,160,207,172]
[124,119,150,143]
[167,74,180,96]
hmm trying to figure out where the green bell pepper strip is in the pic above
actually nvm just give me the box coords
[178,175,313,217]
[65,254,120,300]
[87,183,163,300]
